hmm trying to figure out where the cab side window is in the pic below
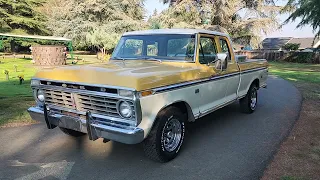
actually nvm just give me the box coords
[219,39,232,62]
[199,37,217,64]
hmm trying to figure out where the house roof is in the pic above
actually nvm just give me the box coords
[123,29,229,37]
[262,37,293,50]
[262,37,320,50]
[287,37,320,49]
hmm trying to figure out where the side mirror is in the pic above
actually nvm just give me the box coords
[215,53,228,71]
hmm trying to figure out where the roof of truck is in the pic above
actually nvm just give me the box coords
[123,29,229,37]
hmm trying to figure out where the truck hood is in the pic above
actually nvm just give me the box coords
[34,61,209,91]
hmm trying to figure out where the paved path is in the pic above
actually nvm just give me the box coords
[0,76,302,180]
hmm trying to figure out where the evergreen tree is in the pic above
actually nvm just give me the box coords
[44,0,147,51]
[157,0,281,47]
[0,0,48,34]
[283,0,320,38]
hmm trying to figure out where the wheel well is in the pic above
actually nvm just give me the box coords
[170,101,195,122]
[252,79,260,89]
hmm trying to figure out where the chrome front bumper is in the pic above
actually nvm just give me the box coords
[27,106,144,144]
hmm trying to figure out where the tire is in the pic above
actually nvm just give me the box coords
[59,127,86,137]
[143,106,186,162]
[240,84,258,114]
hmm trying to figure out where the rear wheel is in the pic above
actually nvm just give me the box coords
[240,84,258,114]
[59,127,86,137]
[143,106,186,162]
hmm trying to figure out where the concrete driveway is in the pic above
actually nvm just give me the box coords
[0,76,302,180]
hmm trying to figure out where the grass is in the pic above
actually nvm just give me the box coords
[0,58,37,97]
[0,97,35,127]
[0,55,102,127]
[0,58,37,127]
[268,62,320,84]
[268,62,320,100]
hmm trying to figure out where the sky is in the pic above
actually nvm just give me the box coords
[144,0,315,38]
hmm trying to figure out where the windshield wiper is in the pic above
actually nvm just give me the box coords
[142,57,162,63]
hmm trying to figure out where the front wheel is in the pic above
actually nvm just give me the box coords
[143,106,186,162]
[240,84,258,114]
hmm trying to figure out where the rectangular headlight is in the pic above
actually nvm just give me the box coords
[118,89,133,97]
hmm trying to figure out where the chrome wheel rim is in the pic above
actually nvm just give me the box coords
[250,88,257,110]
[162,118,182,152]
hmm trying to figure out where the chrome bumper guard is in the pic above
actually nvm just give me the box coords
[27,106,144,144]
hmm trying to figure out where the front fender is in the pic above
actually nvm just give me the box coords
[137,88,198,138]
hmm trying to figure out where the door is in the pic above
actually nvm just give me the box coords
[217,37,240,102]
[197,34,229,114]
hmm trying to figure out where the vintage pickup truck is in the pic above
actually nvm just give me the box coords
[28,29,268,162]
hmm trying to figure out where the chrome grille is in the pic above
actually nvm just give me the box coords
[77,94,119,117]
[45,90,74,109]
[44,89,135,119]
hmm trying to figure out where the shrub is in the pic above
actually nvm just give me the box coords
[103,54,111,62]
[282,43,300,51]
[283,52,314,63]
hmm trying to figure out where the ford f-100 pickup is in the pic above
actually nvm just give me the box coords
[28,29,268,162]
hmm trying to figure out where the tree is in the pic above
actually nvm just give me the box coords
[283,0,320,39]
[161,0,179,6]
[43,0,147,52]
[156,0,281,48]
[0,0,48,35]
[153,9,158,16]
[86,29,120,56]
[282,43,300,51]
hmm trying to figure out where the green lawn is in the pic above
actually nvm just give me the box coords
[0,58,37,126]
[0,58,37,97]
[268,62,320,100]
[269,62,320,84]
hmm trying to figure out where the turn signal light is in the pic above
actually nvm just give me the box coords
[140,90,153,97]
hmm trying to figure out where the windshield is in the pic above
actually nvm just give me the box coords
[111,34,196,61]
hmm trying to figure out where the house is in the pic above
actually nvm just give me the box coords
[287,37,320,50]
[261,37,293,50]
[261,37,320,51]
